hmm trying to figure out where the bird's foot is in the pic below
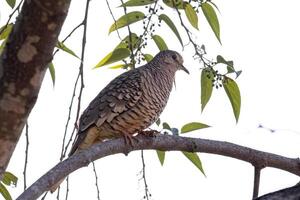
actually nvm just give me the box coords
[138,129,160,137]
[123,133,138,156]
[124,133,133,146]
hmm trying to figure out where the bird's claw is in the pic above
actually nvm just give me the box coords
[138,129,160,137]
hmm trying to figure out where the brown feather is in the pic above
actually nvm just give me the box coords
[49,50,187,193]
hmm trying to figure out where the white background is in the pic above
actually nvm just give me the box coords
[1,0,300,199]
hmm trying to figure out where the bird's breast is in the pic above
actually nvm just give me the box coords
[140,70,174,122]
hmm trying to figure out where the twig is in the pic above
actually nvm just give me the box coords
[40,192,48,200]
[62,23,84,44]
[17,134,300,200]
[62,124,78,157]
[75,0,90,132]
[133,1,158,57]
[0,0,24,36]
[253,167,261,199]
[92,162,101,200]
[105,0,122,40]
[23,122,29,190]
[53,22,84,57]
[141,150,150,200]
[54,22,84,161]
[59,75,80,161]
[60,0,91,160]
[119,0,135,68]
[172,0,211,68]
[65,177,69,200]
[56,185,60,200]
[57,0,91,198]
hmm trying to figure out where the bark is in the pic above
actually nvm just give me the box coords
[256,184,300,200]
[0,0,71,179]
[17,135,300,200]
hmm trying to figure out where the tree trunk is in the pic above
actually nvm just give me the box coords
[0,0,71,180]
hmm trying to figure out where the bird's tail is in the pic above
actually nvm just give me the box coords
[49,127,101,193]
[49,147,77,193]
[49,132,85,193]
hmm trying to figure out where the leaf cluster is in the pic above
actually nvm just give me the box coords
[155,119,210,175]
[0,172,18,200]
[201,56,241,122]
[88,0,242,121]
[95,0,221,68]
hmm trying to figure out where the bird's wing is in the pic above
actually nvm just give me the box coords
[69,70,143,156]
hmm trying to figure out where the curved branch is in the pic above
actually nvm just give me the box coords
[17,135,300,200]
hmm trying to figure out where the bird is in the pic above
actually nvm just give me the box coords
[50,50,189,192]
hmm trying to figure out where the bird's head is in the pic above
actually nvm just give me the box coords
[155,50,189,74]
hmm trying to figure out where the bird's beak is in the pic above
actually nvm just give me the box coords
[180,64,189,74]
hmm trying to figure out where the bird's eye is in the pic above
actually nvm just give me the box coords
[172,54,177,60]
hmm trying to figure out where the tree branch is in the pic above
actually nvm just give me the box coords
[91,162,101,200]
[0,0,72,180]
[252,167,261,198]
[17,135,300,200]
[141,150,151,200]
[23,122,29,190]
[60,0,91,161]
[256,184,300,200]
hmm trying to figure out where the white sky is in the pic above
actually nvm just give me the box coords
[1,0,300,199]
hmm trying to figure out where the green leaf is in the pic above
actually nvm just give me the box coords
[202,2,221,43]
[0,24,13,41]
[217,55,241,78]
[0,40,7,55]
[163,0,185,9]
[226,61,238,77]
[47,62,55,86]
[109,64,126,69]
[152,35,168,51]
[6,0,15,9]
[201,69,213,111]
[120,0,156,7]
[0,183,12,200]
[56,41,79,58]
[109,11,145,33]
[2,172,17,187]
[162,122,171,131]
[155,118,161,126]
[143,54,153,62]
[226,61,234,68]
[216,55,226,64]
[217,55,233,68]
[159,14,183,47]
[181,122,210,133]
[115,33,142,50]
[182,152,205,175]
[227,65,235,74]
[223,77,241,123]
[94,48,131,68]
[184,3,199,30]
[156,150,165,165]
